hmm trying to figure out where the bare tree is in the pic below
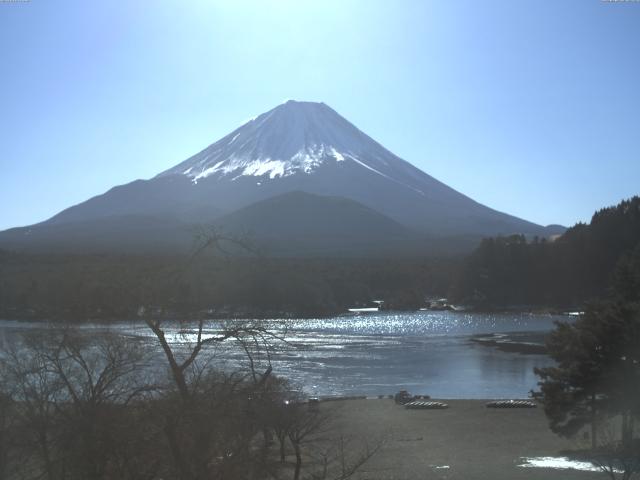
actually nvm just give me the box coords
[1,333,65,480]
[0,329,152,480]
[308,434,382,480]
[287,407,332,480]
[589,421,640,480]
[145,316,282,402]
[0,385,14,480]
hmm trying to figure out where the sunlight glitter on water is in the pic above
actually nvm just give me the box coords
[0,311,563,398]
[282,310,557,336]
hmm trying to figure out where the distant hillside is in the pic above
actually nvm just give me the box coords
[213,191,426,256]
[452,196,640,308]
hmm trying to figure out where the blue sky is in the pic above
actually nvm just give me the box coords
[1,0,639,230]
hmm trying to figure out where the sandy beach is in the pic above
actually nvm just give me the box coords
[326,398,603,480]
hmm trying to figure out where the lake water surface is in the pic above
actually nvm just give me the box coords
[0,311,562,399]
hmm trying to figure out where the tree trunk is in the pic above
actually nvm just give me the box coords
[146,320,190,401]
[591,393,597,450]
[0,424,5,480]
[293,442,302,480]
[279,438,286,463]
[164,417,193,480]
[38,429,55,480]
[621,411,632,448]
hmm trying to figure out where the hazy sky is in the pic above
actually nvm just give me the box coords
[1,0,639,230]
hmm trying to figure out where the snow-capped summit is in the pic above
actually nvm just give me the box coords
[158,100,420,189]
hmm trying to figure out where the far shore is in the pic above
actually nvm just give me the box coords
[0,305,578,324]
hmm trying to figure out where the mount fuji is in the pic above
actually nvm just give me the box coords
[0,100,563,256]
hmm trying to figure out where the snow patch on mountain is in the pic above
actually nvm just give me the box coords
[188,144,356,183]
[228,132,241,145]
[157,100,433,196]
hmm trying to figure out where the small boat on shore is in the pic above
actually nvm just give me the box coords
[347,307,379,313]
[347,300,384,314]
[405,401,449,409]
[486,400,537,408]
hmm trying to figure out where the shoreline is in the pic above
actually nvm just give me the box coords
[0,307,574,324]
[470,332,549,355]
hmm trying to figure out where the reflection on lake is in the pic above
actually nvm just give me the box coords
[0,311,562,398]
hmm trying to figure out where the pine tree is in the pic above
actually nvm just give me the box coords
[536,300,640,449]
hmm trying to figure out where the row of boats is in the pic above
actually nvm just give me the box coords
[395,390,537,409]
[347,298,466,314]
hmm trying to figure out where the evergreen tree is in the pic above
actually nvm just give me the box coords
[534,307,610,449]
[536,256,640,451]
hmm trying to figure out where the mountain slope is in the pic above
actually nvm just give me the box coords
[0,215,196,254]
[0,100,563,255]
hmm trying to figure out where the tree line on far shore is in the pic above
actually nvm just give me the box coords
[0,196,639,321]
[0,252,458,321]
[452,196,640,309]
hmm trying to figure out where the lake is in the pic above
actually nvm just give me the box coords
[0,311,562,399]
